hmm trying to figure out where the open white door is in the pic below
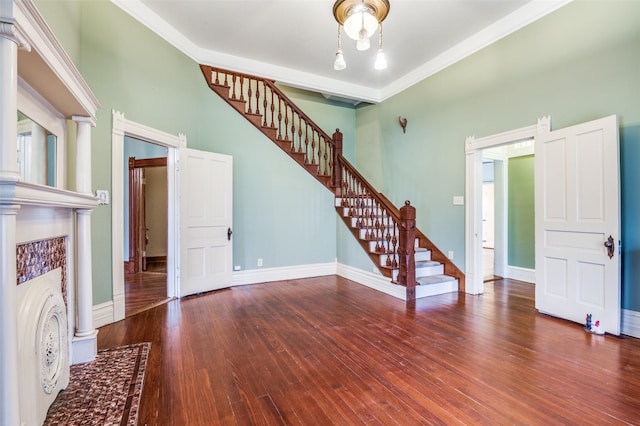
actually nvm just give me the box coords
[535,115,621,335]
[180,149,233,297]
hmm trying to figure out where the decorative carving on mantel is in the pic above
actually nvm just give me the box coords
[38,293,67,394]
[0,19,16,40]
[0,18,31,50]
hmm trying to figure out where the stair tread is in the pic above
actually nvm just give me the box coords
[417,274,456,285]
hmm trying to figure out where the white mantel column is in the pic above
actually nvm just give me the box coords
[71,116,98,364]
[0,13,22,426]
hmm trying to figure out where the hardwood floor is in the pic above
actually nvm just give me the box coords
[124,265,171,317]
[99,276,640,425]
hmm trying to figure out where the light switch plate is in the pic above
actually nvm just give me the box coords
[453,196,464,205]
[96,190,110,205]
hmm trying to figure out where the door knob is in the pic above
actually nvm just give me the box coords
[604,235,614,259]
[227,227,233,241]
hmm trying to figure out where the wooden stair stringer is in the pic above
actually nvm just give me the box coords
[199,64,465,293]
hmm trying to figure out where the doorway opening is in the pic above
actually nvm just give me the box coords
[110,110,183,324]
[465,122,537,295]
[480,142,535,285]
[125,139,169,316]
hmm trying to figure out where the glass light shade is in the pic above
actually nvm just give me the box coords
[343,7,378,41]
[334,50,346,70]
[374,49,387,69]
[356,28,370,51]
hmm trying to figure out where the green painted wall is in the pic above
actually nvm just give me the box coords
[36,0,640,312]
[36,0,352,304]
[620,125,640,311]
[507,155,534,269]
[354,1,640,309]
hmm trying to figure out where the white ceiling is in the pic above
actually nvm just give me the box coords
[112,0,571,104]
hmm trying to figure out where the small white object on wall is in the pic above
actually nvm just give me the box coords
[96,190,109,205]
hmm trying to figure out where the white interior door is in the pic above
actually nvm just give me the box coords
[535,115,620,334]
[180,149,233,297]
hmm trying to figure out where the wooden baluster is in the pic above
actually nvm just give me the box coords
[256,80,261,115]
[247,78,253,114]
[367,203,375,242]
[293,113,300,153]
[392,222,399,268]
[304,124,310,164]
[239,75,245,102]
[284,106,289,142]
[387,212,393,255]
[277,98,283,139]
[348,174,356,217]
[298,114,309,164]
[322,135,328,174]
[341,174,348,206]
[399,201,417,299]
[270,89,275,128]
[311,128,317,165]
[332,130,343,194]
[235,74,241,100]
[385,211,393,267]
[262,83,268,127]
[374,200,383,253]
[214,69,219,86]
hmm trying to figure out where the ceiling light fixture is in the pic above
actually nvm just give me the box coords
[333,0,390,71]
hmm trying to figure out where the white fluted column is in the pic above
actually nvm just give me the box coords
[0,14,21,426]
[71,116,97,363]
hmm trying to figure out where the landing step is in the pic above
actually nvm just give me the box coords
[417,274,456,285]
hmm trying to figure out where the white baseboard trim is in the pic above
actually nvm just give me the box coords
[337,263,407,300]
[506,266,535,283]
[232,262,337,286]
[93,300,114,329]
[622,309,640,338]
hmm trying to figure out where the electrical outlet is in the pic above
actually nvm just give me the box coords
[257,258,263,267]
[448,251,454,259]
[233,265,241,271]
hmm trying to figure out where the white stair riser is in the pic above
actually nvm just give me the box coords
[393,262,444,281]
[416,263,444,276]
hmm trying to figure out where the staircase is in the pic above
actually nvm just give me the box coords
[200,65,465,299]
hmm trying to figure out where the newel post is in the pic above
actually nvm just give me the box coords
[332,129,343,195]
[399,200,417,300]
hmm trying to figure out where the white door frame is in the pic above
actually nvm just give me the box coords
[111,110,185,322]
[464,119,542,294]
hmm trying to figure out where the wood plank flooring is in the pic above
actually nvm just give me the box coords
[124,267,171,317]
[98,276,640,425]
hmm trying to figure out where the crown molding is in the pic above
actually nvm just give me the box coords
[111,0,571,104]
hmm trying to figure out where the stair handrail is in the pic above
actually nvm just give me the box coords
[200,64,465,294]
[337,154,401,221]
[262,80,334,143]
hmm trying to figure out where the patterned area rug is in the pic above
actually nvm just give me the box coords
[44,343,151,426]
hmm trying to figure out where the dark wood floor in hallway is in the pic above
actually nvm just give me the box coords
[98,276,640,425]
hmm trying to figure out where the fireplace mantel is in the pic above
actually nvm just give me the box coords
[1,181,99,209]
[1,0,101,424]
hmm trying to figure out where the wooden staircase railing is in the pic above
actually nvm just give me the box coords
[199,65,465,297]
